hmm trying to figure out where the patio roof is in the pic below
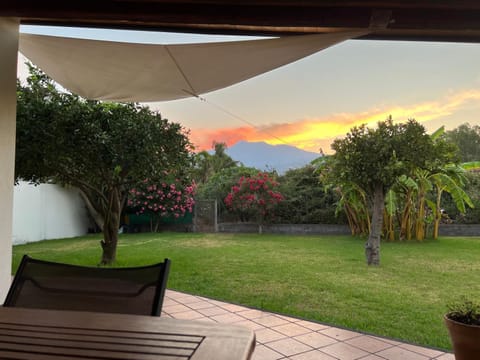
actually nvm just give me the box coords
[3,0,480,42]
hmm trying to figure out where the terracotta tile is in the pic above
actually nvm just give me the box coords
[267,337,313,357]
[276,314,300,322]
[197,307,230,317]
[251,344,284,360]
[321,342,370,360]
[290,350,337,360]
[237,309,266,320]
[235,319,266,331]
[165,290,453,360]
[162,298,179,306]
[210,312,245,324]
[167,292,201,304]
[435,353,455,360]
[206,299,229,306]
[170,310,205,320]
[320,327,363,341]
[294,319,329,331]
[195,317,218,323]
[255,328,287,343]
[162,303,191,314]
[345,335,393,352]
[220,303,249,312]
[186,300,215,310]
[376,336,403,346]
[272,322,311,337]
[376,347,430,360]
[399,343,445,358]
[254,315,290,327]
[359,355,389,360]
[175,295,203,304]
[294,332,338,348]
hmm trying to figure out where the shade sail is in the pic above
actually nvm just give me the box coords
[19,31,365,102]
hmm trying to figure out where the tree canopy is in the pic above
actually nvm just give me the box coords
[330,118,456,265]
[192,141,238,185]
[446,123,480,162]
[16,65,194,264]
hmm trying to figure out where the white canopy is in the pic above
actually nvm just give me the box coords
[19,31,365,102]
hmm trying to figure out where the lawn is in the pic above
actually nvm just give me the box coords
[12,232,480,350]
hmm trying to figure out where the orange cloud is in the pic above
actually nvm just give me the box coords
[190,89,480,153]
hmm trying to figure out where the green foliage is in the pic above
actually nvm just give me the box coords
[224,172,284,226]
[329,118,461,243]
[196,166,259,218]
[447,298,480,326]
[191,141,238,185]
[276,165,344,224]
[445,123,480,162]
[331,118,439,194]
[443,172,480,223]
[16,64,194,263]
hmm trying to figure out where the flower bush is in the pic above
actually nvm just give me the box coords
[225,172,284,226]
[128,178,196,230]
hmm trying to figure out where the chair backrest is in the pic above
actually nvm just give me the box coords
[4,255,170,316]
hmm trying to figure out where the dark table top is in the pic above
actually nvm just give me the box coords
[0,307,255,360]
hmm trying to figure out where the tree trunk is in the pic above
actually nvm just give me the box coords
[101,221,118,265]
[365,184,384,266]
[100,188,122,265]
[433,187,443,240]
[78,189,105,231]
[415,190,426,241]
[400,189,413,241]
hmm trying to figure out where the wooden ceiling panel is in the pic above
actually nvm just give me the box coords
[2,0,480,42]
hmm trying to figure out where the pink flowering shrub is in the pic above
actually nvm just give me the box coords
[128,178,196,230]
[225,172,284,225]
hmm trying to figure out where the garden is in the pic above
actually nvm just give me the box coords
[12,232,480,351]
[14,66,480,355]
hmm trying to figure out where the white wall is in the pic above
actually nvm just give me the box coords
[12,181,90,245]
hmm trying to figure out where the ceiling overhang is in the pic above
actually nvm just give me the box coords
[2,1,480,43]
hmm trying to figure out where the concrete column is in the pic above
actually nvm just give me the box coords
[0,18,19,303]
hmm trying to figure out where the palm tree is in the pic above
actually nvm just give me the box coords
[193,142,239,185]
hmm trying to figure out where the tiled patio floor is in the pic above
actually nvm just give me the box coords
[162,289,454,360]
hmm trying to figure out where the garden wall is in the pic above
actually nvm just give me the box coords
[438,224,480,236]
[218,223,480,237]
[12,181,91,245]
[218,223,351,235]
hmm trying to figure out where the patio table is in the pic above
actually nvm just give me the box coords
[0,307,255,359]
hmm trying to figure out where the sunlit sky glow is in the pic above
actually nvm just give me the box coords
[18,26,480,154]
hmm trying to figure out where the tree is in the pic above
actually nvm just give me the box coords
[276,164,343,224]
[330,118,446,265]
[380,127,467,241]
[16,65,194,264]
[225,172,284,233]
[446,123,480,162]
[128,177,196,232]
[192,141,238,185]
[195,165,259,219]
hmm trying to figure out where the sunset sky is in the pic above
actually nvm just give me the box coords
[19,26,480,154]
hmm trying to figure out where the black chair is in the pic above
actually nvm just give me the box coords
[4,255,170,316]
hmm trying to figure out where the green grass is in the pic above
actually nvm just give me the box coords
[12,232,480,350]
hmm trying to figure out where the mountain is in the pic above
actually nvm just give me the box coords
[225,141,320,174]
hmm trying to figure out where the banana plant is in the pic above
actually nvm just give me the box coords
[429,164,474,239]
[335,182,370,236]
